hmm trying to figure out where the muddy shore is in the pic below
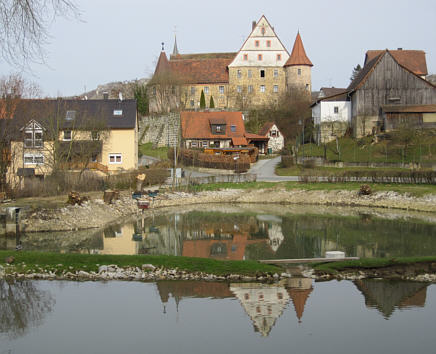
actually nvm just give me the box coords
[20,188,436,232]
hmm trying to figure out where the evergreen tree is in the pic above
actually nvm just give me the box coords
[200,90,206,109]
[209,95,215,109]
[133,82,149,115]
[350,64,362,82]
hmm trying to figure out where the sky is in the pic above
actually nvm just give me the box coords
[1,0,435,97]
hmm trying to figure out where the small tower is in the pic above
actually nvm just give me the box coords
[284,32,313,93]
[172,35,180,58]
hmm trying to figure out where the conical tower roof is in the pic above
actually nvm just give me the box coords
[285,32,313,67]
[288,287,313,322]
[154,50,170,75]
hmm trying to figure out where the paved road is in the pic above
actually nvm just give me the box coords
[249,156,299,182]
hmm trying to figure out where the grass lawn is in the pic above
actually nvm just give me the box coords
[0,251,281,276]
[139,142,169,161]
[296,136,436,164]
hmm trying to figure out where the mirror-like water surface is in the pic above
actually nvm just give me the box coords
[1,279,435,354]
[3,204,436,260]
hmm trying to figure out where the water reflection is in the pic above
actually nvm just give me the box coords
[3,205,436,260]
[354,279,429,319]
[0,279,55,339]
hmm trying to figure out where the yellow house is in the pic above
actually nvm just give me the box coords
[4,98,138,189]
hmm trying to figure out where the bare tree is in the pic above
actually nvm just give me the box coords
[0,0,80,67]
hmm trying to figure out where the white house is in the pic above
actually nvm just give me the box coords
[311,88,351,144]
[259,122,284,153]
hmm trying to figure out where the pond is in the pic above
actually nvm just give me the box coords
[1,278,435,354]
[2,204,436,260]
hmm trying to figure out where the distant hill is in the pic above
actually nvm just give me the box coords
[77,78,149,100]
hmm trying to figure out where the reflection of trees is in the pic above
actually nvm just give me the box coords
[0,279,55,339]
[354,279,428,319]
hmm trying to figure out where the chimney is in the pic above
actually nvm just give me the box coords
[103,92,109,100]
[252,21,256,30]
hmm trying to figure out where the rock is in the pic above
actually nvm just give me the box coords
[98,265,108,273]
[5,256,14,264]
[142,264,156,271]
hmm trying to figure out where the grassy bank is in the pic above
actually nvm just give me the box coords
[0,251,281,276]
[185,181,436,197]
[139,142,169,161]
[312,256,436,274]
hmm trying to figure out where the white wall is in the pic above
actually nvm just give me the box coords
[314,101,351,124]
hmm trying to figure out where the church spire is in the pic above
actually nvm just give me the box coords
[172,34,179,57]
[285,32,313,67]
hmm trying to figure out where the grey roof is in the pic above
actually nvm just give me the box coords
[1,98,137,140]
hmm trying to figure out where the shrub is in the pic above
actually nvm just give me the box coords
[359,184,372,196]
[281,155,294,168]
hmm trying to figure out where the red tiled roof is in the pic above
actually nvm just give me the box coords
[258,122,275,136]
[365,50,428,76]
[232,137,248,145]
[181,111,246,140]
[154,51,170,75]
[168,58,231,84]
[245,132,268,141]
[170,52,236,60]
[285,32,313,67]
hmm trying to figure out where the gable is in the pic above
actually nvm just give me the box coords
[229,15,290,68]
[365,50,427,76]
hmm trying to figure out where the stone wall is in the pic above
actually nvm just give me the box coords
[139,113,180,148]
[285,65,311,93]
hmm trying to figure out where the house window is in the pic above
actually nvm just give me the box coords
[258,54,263,61]
[260,69,265,78]
[214,141,220,148]
[91,155,98,163]
[24,121,43,148]
[113,109,123,116]
[273,85,279,93]
[63,130,72,141]
[216,125,221,132]
[231,125,236,132]
[24,154,44,165]
[109,153,122,164]
[190,100,195,107]
[237,70,242,79]
[202,141,208,148]
[65,110,76,121]
[266,40,271,47]
[334,106,339,114]
[277,54,281,61]
[191,141,198,148]
[273,69,278,78]
[248,69,252,78]
[91,131,100,140]
[298,68,302,76]
[219,86,224,94]
[255,40,260,47]
[237,85,242,93]
[191,87,196,95]
[271,130,278,137]
[260,85,265,93]
[204,86,209,94]
[248,85,253,93]
[243,54,248,61]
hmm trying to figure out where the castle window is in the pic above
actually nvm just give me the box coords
[237,86,242,93]
[260,69,265,78]
[219,86,224,94]
[274,69,278,78]
[248,69,252,78]
[298,68,302,76]
[266,40,271,47]
[191,87,196,95]
[277,54,281,61]
[237,70,242,79]
[248,85,253,93]
[260,85,265,93]
[204,86,209,94]
[243,54,248,61]
[273,85,279,93]
[255,40,260,47]
[258,54,263,61]
[261,27,266,35]
[190,100,195,107]
[306,84,310,90]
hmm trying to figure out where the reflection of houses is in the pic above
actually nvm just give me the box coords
[230,283,290,337]
[100,223,140,255]
[256,215,284,253]
[354,279,428,318]
[285,277,313,323]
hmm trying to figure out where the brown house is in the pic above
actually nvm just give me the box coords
[180,111,267,150]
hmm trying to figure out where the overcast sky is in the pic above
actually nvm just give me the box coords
[1,0,435,97]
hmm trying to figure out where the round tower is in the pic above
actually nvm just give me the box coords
[284,32,313,93]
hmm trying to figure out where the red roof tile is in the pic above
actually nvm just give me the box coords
[285,32,313,67]
[365,50,428,76]
[168,58,232,84]
[181,111,246,140]
[232,137,248,145]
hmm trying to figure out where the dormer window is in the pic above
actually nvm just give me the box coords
[23,121,44,148]
[231,125,236,132]
[65,110,76,121]
[216,125,221,132]
[113,109,123,116]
